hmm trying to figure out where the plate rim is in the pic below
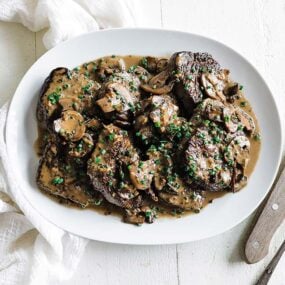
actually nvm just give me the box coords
[5,28,284,245]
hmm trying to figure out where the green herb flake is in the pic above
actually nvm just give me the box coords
[94,156,101,164]
[253,133,261,141]
[94,199,103,206]
[52,176,64,185]
[48,92,61,105]
[224,115,230,122]
[154,121,161,128]
[240,101,247,107]
[212,136,221,144]
[140,57,148,68]
[100,149,106,155]
[108,133,115,141]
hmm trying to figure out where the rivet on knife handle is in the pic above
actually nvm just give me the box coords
[245,166,285,264]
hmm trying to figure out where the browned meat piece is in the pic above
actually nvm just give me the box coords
[37,143,98,207]
[87,124,141,208]
[181,98,253,192]
[37,67,101,130]
[147,144,204,211]
[170,52,221,114]
[184,126,233,191]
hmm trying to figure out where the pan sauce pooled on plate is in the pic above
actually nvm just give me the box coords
[35,52,261,225]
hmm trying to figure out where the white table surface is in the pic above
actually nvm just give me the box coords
[1,1,285,284]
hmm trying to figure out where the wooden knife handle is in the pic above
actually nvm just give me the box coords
[256,240,285,285]
[245,166,285,264]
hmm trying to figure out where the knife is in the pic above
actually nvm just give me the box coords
[245,165,285,264]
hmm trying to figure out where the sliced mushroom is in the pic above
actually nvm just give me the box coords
[223,106,239,132]
[236,108,255,134]
[140,56,157,73]
[224,82,239,96]
[54,110,85,141]
[68,133,94,157]
[96,57,126,81]
[156,58,168,72]
[96,82,135,113]
[141,70,173,95]
[129,160,155,190]
[200,70,228,102]
[128,65,151,83]
[200,98,225,122]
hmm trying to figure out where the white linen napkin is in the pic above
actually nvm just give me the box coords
[0,1,141,284]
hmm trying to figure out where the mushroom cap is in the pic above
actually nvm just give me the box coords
[54,110,85,142]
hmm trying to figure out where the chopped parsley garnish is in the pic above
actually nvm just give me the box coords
[197,132,205,139]
[108,133,115,141]
[140,57,148,68]
[127,65,137,73]
[94,156,101,164]
[48,92,60,105]
[224,115,230,122]
[154,121,161,128]
[239,85,244,90]
[52,176,64,185]
[253,133,261,141]
[212,136,221,144]
[76,142,83,151]
[227,159,234,166]
[240,101,247,107]
[237,124,244,131]
[94,199,103,206]
[82,83,92,93]
[154,159,160,165]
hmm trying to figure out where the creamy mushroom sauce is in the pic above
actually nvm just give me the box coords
[35,54,261,223]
